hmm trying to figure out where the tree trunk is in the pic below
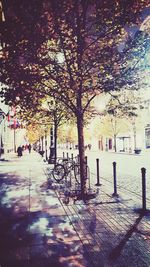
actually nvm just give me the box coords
[77,113,87,196]
[114,134,117,152]
[41,136,44,151]
[133,125,137,150]
[45,131,48,161]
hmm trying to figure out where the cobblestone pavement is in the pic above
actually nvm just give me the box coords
[89,170,150,212]
[0,151,150,267]
[57,149,150,208]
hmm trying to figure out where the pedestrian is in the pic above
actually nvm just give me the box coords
[17,146,23,157]
[24,144,28,150]
[88,144,91,150]
[28,144,31,153]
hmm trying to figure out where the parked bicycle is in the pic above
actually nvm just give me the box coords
[52,157,80,183]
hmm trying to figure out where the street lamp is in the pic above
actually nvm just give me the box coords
[47,100,56,164]
[44,128,48,161]
[0,109,5,158]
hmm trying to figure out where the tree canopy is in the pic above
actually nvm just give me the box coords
[1,0,149,110]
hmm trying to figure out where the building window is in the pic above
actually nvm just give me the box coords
[145,127,150,148]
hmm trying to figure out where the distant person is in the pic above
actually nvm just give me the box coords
[25,144,28,150]
[88,144,91,150]
[17,146,23,157]
[28,144,31,153]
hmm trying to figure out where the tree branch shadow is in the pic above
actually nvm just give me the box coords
[108,211,145,264]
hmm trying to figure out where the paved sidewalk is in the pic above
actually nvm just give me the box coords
[0,151,150,267]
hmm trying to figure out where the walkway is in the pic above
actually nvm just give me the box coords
[0,151,150,267]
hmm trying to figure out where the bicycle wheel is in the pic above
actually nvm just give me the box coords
[74,164,80,184]
[52,164,66,182]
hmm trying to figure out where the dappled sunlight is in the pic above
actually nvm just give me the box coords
[59,255,86,267]
[1,187,29,206]
[45,195,61,206]
[29,217,50,234]
[28,215,76,240]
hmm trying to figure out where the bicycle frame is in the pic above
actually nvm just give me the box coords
[52,157,80,183]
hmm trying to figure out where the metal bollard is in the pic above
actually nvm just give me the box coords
[63,152,65,158]
[141,167,146,212]
[112,161,118,197]
[95,158,101,186]
[67,152,69,159]
[71,153,74,160]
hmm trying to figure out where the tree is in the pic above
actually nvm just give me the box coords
[101,115,130,151]
[1,0,149,197]
[17,95,73,161]
[58,123,78,149]
[103,90,141,151]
